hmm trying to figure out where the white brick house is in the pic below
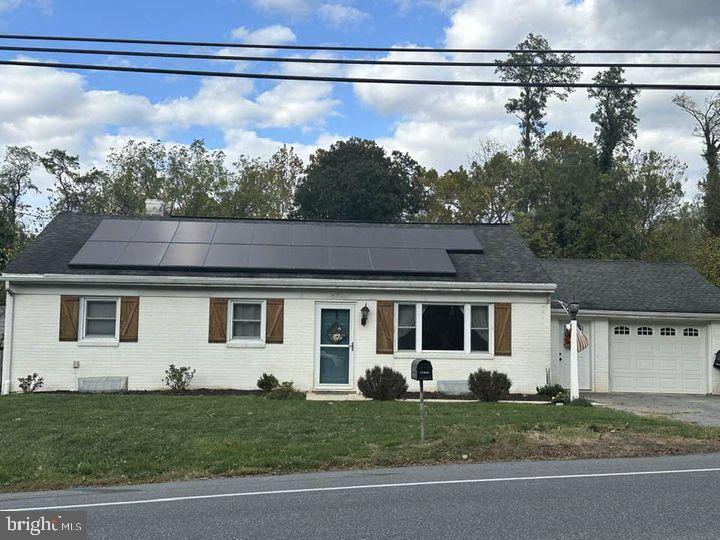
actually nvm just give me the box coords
[2,213,719,396]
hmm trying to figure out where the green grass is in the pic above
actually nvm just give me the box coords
[2,394,720,492]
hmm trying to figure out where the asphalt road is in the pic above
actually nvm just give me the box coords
[2,453,720,539]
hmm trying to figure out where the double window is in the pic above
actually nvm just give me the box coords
[81,298,119,340]
[396,303,491,354]
[228,300,265,342]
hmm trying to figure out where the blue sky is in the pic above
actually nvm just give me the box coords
[0,0,718,206]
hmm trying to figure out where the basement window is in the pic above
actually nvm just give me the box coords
[683,328,699,337]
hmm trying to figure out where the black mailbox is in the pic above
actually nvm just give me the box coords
[714,350,720,370]
[411,358,433,381]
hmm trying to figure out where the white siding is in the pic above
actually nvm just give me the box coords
[711,322,720,395]
[6,285,551,394]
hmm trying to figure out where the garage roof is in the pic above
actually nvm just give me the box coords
[542,258,720,314]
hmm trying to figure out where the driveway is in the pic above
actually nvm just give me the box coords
[586,393,720,427]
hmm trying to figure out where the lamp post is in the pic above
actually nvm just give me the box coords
[568,299,580,401]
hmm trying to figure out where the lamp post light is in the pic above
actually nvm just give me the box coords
[568,298,580,401]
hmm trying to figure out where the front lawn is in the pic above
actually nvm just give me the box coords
[2,394,720,492]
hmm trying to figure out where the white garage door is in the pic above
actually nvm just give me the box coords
[610,323,707,394]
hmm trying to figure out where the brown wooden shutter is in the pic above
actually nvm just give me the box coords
[119,296,140,342]
[376,300,394,354]
[494,302,512,356]
[266,299,284,343]
[209,298,228,343]
[59,295,79,341]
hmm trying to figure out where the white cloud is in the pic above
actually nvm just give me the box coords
[318,3,368,26]
[250,0,312,16]
[230,24,297,44]
[0,0,50,12]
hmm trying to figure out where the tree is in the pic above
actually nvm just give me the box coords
[672,92,720,233]
[41,149,107,214]
[588,67,639,171]
[495,34,581,159]
[294,138,425,221]
[465,141,519,223]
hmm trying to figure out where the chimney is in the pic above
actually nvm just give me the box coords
[145,199,164,216]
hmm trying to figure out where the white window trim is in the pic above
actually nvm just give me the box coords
[226,299,266,348]
[78,297,120,346]
[393,302,494,358]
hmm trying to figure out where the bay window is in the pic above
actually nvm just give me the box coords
[394,303,492,354]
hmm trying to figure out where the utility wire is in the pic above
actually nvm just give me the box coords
[1,59,718,89]
[1,44,720,68]
[1,33,720,55]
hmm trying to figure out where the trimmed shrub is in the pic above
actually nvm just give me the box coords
[162,364,195,392]
[552,390,570,405]
[536,384,565,399]
[267,381,305,400]
[467,369,512,401]
[18,373,44,393]
[357,366,408,400]
[569,397,594,407]
[257,373,279,393]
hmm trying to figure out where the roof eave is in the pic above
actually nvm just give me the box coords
[3,272,556,294]
[550,307,720,320]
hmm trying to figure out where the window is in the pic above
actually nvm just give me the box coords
[397,304,416,351]
[470,306,490,352]
[230,301,264,341]
[614,326,630,335]
[683,327,699,337]
[422,305,464,351]
[395,303,492,354]
[82,298,119,339]
[660,327,676,336]
[637,326,653,336]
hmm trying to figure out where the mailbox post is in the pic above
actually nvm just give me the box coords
[411,359,433,444]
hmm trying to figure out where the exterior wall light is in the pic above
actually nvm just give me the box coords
[568,298,580,320]
[361,304,370,326]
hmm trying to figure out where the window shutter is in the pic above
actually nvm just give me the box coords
[119,296,140,342]
[209,298,228,343]
[266,299,284,343]
[376,301,394,354]
[494,302,512,356]
[59,295,79,341]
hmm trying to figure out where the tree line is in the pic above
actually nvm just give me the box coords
[0,34,718,285]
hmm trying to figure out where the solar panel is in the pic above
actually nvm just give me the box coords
[89,219,140,242]
[71,218,475,274]
[160,243,209,267]
[117,242,169,266]
[172,222,217,243]
[212,222,254,244]
[131,221,179,243]
[70,241,126,265]
[204,244,251,268]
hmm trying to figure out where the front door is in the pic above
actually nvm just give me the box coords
[316,304,354,388]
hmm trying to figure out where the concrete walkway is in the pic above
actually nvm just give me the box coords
[586,393,720,427]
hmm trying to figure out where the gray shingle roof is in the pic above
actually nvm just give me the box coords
[542,258,720,314]
[5,213,552,284]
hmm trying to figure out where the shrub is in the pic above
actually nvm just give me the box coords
[467,369,512,401]
[18,373,44,393]
[552,390,570,405]
[257,373,279,393]
[536,384,565,399]
[357,366,408,400]
[162,364,195,392]
[569,397,594,407]
[267,381,305,400]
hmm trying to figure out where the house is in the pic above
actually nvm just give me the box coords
[543,259,720,395]
[1,209,719,396]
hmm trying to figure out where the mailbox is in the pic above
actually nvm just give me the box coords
[411,358,433,381]
[714,350,720,370]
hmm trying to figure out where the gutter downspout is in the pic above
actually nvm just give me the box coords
[1,282,14,395]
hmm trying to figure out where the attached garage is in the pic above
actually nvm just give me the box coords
[543,259,720,396]
[609,323,706,394]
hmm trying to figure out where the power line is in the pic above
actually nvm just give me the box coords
[1,59,718,89]
[1,44,720,69]
[1,33,720,55]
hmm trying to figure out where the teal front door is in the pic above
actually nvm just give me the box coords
[316,305,353,387]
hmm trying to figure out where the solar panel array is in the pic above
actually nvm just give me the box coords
[69,219,484,275]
